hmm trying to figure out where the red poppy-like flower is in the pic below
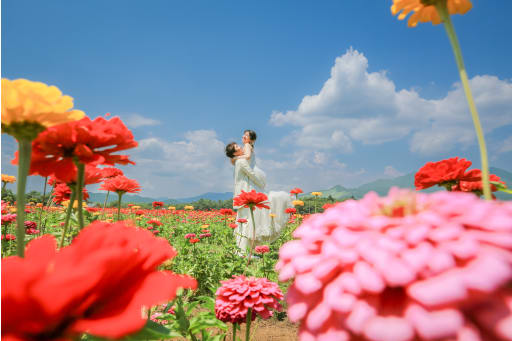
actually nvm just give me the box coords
[152,201,164,208]
[229,223,238,229]
[189,238,200,244]
[219,208,235,216]
[147,219,163,227]
[285,207,297,214]
[237,218,248,224]
[276,188,512,340]
[14,116,137,183]
[2,221,197,340]
[53,183,89,204]
[233,190,270,211]
[255,245,270,254]
[215,275,283,324]
[100,167,124,179]
[290,188,303,195]
[414,157,472,190]
[99,175,141,195]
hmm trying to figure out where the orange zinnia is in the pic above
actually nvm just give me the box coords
[391,0,472,27]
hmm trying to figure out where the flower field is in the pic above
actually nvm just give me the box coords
[3,0,512,340]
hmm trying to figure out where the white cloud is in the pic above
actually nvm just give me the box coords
[384,165,404,178]
[498,136,512,154]
[270,48,512,155]
[122,113,161,128]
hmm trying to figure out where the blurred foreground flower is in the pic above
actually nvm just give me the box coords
[391,0,472,27]
[277,188,512,340]
[2,221,196,340]
[233,190,270,211]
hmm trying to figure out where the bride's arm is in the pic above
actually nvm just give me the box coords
[236,159,264,189]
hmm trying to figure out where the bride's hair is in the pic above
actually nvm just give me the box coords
[244,129,257,146]
[225,142,237,158]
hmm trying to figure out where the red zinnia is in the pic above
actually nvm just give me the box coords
[233,190,270,211]
[219,208,235,216]
[285,207,297,214]
[53,183,89,204]
[189,238,200,244]
[146,219,163,227]
[255,245,270,254]
[14,116,137,184]
[290,188,303,195]
[229,223,238,229]
[215,275,283,324]
[455,169,504,194]
[2,221,196,340]
[100,167,124,179]
[152,201,164,208]
[99,175,141,195]
[237,218,248,224]
[414,157,472,190]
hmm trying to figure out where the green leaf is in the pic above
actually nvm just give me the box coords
[492,181,512,194]
[123,319,182,340]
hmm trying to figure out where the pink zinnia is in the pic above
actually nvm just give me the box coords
[255,245,270,254]
[215,275,283,324]
[200,233,212,239]
[184,233,196,239]
[276,188,512,341]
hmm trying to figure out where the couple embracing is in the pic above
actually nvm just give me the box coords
[225,130,293,253]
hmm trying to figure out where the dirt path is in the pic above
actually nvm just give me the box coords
[225,318,299,341]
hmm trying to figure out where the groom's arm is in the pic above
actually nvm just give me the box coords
[235,159,265,189]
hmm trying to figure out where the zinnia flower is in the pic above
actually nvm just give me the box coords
[293,200,305,207]
[1,174,16,183]
[276,188,512,340]
[53,183,89,204]
[184,233,196,239]
[15,116,137,183]
[229,223,238,229]
[189,238,200,244]
[233,190,270,211]
[152,201,164,208]
[215,275,283,324]
[2,221,197,340]
[100,167,124,179]
[415,157,473,190]
[311,192,322,197]
[219,208,235,216]
[99,175,141,195]
[1,214,17,225]
[1,79,84,139]
[285,207,297,214]
[290,188,303,195]
[184,205,194,210]
[255,245,270,254]
[237,218,248,224]
[391,0,472,27]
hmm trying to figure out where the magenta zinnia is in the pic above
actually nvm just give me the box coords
[277,188,512,340]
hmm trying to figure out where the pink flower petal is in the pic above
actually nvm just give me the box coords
[363,316,414,341]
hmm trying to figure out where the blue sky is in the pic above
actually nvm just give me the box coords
[2,1,512,198]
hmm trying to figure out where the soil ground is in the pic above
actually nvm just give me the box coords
[225,318,299,341]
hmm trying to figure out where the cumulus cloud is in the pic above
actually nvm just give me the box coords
[123,129,234,197]
[498,135,512,154]
[270,48,512,155]
[122,113,161,128]
[384,165,404,178]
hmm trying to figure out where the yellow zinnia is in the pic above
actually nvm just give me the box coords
[1,174,16,183]
[131,205,141,210]
[270,213,276,218]
[1,78,85,136]
[168,206,176,210]
[311,192,322,196]
[292,200,304,207]
[62,200,87,209]
[184,205,194,210]
[391,0,472,27]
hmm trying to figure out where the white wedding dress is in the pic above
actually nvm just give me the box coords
[233,149,293,252]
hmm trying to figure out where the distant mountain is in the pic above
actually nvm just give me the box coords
[87,191,233,204]
[303,167,512,200]
[85,167,511,204]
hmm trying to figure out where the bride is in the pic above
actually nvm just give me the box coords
[225,130,292,253]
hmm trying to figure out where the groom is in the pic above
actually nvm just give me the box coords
[225,142,265,195]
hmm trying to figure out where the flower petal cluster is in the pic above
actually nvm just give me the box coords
[285,207,297,214]
[2,221,196,340]
[1,174,16,183]
[233,190,270,210]
[1,78,85,128]
[219,208,235,216]
[415,157,472,190]
[293,200,305,207]
[276,188,512,340]
[311,192,322,196]
[16,116,137,183]
[99,175,141,195]
[391,0,472,27]
[1,214,17,225]
[255,245,270,254]
[215,275,283,324]
[290,188,303,195]
[53,183,89,204]
[100,167,124,179]
[152,201,164,208]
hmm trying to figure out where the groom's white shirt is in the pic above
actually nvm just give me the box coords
[233,159,265,197]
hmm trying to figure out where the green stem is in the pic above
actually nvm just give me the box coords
[436,3,491,200]
[2,182,6,192]
[233,323,237,341]
[102,190,110,219]
[247,207,256,266]
[117,192,123,221]
[74,162,86,230]
[59,189,77,248]
[37,177,48,233]
[15,139,32,257]
[245,308,253,341]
